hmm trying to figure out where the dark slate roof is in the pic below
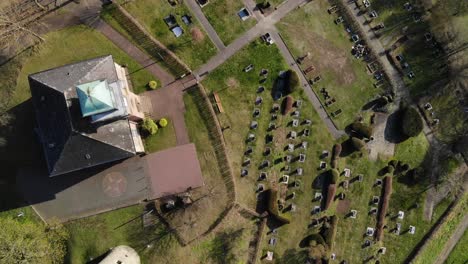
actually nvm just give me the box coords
[29,55,137,176]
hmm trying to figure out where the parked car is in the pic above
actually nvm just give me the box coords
[261,33,275,45]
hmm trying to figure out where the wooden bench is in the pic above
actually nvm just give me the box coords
[212,92,224,113]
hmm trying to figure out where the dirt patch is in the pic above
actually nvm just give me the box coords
[226,77,239,88]
[191,27,205,43]
[336,198,351,214]
[286,26,356,85]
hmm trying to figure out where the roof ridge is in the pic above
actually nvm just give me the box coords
[77,55,113,85]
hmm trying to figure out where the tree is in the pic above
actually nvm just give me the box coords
[0,1,46,50]
[286,70,300,94]
[401,107,423,137]
[0,217,68,263]
[159,118,168,127]
[142,118,158,135]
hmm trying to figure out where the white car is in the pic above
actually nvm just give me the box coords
[363,0,371,8]
[262,33,274,45]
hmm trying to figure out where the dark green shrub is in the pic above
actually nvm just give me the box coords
[351,137,365,150]
[401,107,423,137]
[388,160,398,168]
[351,122,373,139]
[330,169,339,184]
[387,165,395,175]
[142,118,158,135]
[285,70,299,94]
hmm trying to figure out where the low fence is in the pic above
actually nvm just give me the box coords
[103,3,190,78]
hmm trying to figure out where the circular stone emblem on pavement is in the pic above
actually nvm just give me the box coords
[102,172,127,198]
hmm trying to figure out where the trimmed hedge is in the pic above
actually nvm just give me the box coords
[266,189,290,224]
[401,106,423,137]
[330,169,339,184]
[332,144,342,160]
[351,137,365,150]
[324,184,337,210]
[351,122,373,139]
[331,159,338,169]
[285,69,300,94]
[323,215,338,250]
[142,117,158,135]
[376,176,393,241]
[282,96,293,115]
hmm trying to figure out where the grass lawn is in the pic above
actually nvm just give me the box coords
[202,39,337,259]
[143,121,177,153]
[113,0,217,69]
[276,0,383,129]
[445,228,468,264]
[11,25,156,107]
[413,192,468,264]
[394,132,430,168]
[201,0,257,45]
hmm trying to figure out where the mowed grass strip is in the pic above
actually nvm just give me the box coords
[276,0,381,129]
[202,0,257,45]
[445,229,468,264]
[117,0,217,69]
[412,192,468,264]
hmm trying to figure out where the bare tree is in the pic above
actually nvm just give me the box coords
[0,0,46,50]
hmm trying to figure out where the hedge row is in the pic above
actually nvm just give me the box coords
[266,189,291,224]
[376,176,393,241]
[282,95,293,115]
[401,106,423,137]
[324,184,337,210]
[323,215,338,251]
[351,122,373,139]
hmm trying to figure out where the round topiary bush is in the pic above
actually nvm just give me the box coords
[330,169,339,184]
[148,80,158,90]
[401,106,423,137]
[351,137,365,150]
[142,117,158,135]
[159,118,168,128]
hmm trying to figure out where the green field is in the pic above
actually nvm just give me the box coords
[114,0,217,69]
[277,0,383,129]
[445,229,468,264]
[201,0,257,45]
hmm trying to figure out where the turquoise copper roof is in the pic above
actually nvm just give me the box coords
[76,80,115,117]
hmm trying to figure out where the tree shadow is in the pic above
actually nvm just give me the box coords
[384,110,407,143]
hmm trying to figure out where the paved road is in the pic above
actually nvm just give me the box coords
[194,0,310,78]
[271,30,345,139]
[435,212,468,264]
[185,0,226,50]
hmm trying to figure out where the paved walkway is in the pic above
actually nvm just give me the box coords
[142,75,197,145]
[93,19,176,86]
[194,0,310,78]
[185,0,225,50]
[271,30,345,139]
